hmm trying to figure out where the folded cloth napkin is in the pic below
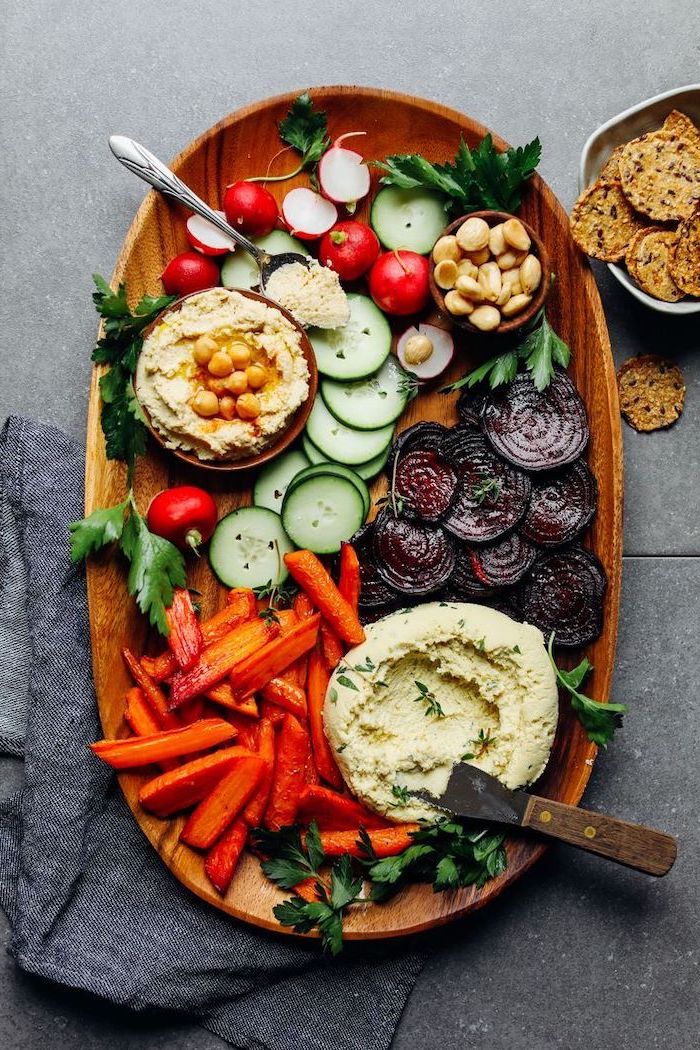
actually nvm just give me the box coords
[0,416,425,1050]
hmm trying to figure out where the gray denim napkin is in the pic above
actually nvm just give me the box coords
[0,416,425,1050]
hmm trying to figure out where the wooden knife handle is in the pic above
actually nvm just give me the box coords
[523,796,677,876]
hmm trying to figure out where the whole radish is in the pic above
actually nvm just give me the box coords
[319,221,380,281]
[223,181,278,236]
[147,486,218,553]
[368,250,430,315]
[161,252,220,296]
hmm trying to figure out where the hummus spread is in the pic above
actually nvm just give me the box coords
[324,602,559,822]
[135,288,309,461]
[265,259,350,329]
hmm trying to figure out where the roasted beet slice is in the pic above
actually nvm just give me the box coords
[457,387,488,428]
[441,545,498,601]
[521,460,598,547]
[482,369,589,472]
[372,512,456,596]
[442,432,531,544]
[386,421,452,476]
[351,523,399,610]
[518,547,606,648]
[394,449,457,522]
[470,533,537,588]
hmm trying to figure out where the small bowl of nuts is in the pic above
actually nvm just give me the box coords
[429,211,551,335]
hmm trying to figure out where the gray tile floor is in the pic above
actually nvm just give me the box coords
[1,1,699,1047]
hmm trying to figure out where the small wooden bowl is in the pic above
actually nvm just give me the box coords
[137,287,318,474]
[429,210,551,336]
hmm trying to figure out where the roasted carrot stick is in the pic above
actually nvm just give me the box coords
[294,877,323,902]
[320,620,344,670]
[230,615,320,699]
[284,551,365,646]
[124,687,178,772]
[260,700,286,726]
[91,718,236,769]
[205,818,248,894]
[293,591,316,620]
[139,745,255,817]
[181,755,266,849]
[206,681,259,719]
[226,588,257,616]
[260,676,307,719]
[179,697,205,725]
[338,542,361,614]
[169,617,279,708]
[296,784,388,831]
[306,646,343,789]
[264,714,309,830]
[142,596,257,681]
[319,825,420,858]
[221,711,259,750]
[122,649,181,730]
[304,735,320,786]
[165,588,204,671]
[243,717,275,827]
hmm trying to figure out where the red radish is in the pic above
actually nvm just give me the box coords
[368,250,430,315]
[147,486,218,553]
[186,212,237,256]
[223,181,278,237]
[397,323,455,381]
[161,252,220,296]
[318,221,380,281]
[281,187,338,240]
[317,133,371,206]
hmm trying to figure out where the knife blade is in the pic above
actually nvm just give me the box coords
[410,763,529,826]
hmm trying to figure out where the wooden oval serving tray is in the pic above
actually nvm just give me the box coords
[85,87,623,940]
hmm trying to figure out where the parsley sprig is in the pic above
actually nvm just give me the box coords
[278,93,330,173]
[548,634,627,746]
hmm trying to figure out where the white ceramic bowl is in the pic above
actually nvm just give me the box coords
[578,84,700,315]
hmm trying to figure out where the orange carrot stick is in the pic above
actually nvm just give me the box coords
[284,551,365,645]
[229,615,320,699]
[221,711,259,750]
[139,745,255,817]
[243,717,275,827]
[294,876,323,902]
[320,620,344,670]
[169,617,279,708]
[319,825,420,858]
[204,817,248,893]
[122,649,181,730]
[179,697,205,725]
[180,755,265,849]
[260,676,307,719]
[142,596,257,681]
[124,687,178,772]
[165,588,204,671]
[264,714,308,830]
[293,591,316,620]
[338,542,361,614]
[306,646,343,789]
[206,682,259,719]
[259,699,286,726]
[296,784,388,830]
[91,718,236,769]
[226,588,257,616]
[304,735,320,785]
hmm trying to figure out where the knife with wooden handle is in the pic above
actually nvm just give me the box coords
[410,763,677,877]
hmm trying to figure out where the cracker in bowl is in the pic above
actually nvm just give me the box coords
[618,126,700,223]
[668,208,700,297]
[625,228,684,302]
[569,179,647,262]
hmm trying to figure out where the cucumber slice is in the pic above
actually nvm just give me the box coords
[282,475,365,554]
[320,355,413,431]
[221,231,306,290]
[306,397,394,465]
[353,443,391,481]
[302,433,329,465]
[253,448,310,514]
[208,506,294,589]
[370,186,447,255]
[308,293,391,380]
[286,463,370,518]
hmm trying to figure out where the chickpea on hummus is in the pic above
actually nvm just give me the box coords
[324,602,559,822]
[135,288,310,461]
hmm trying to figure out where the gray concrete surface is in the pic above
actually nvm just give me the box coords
[1,1,699,1047]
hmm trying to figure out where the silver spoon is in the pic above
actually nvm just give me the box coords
[108,136,309,292]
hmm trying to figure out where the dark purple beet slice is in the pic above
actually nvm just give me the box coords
[518,547,607,648]
[386,421,452,477]
[441,545,498,601]
[372,512,456,596]
[442,432,531,544]
[521,460,598,547]
[351,523,399,610]
[481,368,589,472]
[470,533,537,588]
[394,449,458,522]
[457,388,488,428]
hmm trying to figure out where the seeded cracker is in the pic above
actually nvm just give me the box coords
[616,355,686,432]
[668,207,700,297]
[599,144,625,181]
[618,126,700,223]
[625,227,684,302]
[570,179,646,262]
[663,109,700,148]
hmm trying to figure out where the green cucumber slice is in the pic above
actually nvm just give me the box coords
[308,293,391,380]
[253,448,310,514]
[286,463,370,518]
[370,186,447,254]
[208,506,294,589]
[221,231,306,290]
[305,397,394,465]
[353,443,391,481]
[282,475,365,554]
[320,355,413,431]
[302,433,329,465]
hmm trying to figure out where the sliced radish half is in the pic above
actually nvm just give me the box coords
[282,187,338,240]
[396,323,455,381]
[186,212,238,255]
[318,133,371,205]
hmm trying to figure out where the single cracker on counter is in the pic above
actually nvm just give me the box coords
[618,127,700,223]
[668,207,700,297]
[616,354,686,432]
[625,227,684,302]
[569,179,647,262]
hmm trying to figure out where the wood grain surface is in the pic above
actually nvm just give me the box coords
[85,86,623,940]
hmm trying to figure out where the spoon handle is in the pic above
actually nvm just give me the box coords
[109,135,263,264]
